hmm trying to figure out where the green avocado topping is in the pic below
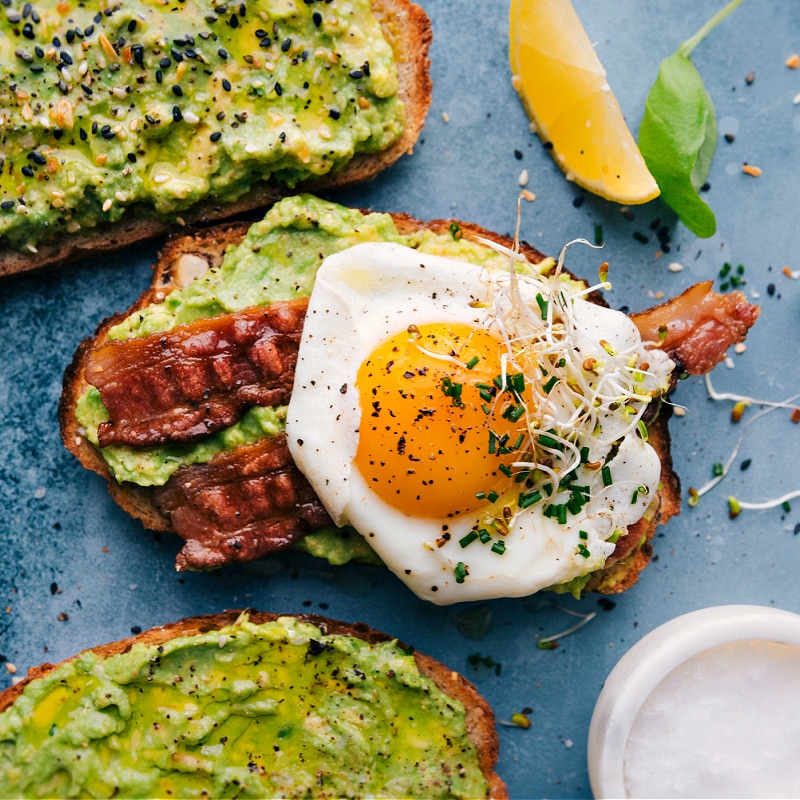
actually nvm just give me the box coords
[0,0,404,251]
[0,615,490,798]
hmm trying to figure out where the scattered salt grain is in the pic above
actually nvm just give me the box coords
[667,262,684,273]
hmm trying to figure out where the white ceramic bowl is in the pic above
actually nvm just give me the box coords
[587,604,800,799]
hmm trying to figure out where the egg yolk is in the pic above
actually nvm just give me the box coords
[355,323,528,518]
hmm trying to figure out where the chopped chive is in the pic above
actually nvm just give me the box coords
[601,465,613,487]
[712,462,724,477]
[487,490,499,503]
[535,293,548,320]
[491,540,506,555]
[579,530,588,540]
[577,543,591,558]
[475,491,486,500]
[481,403,491,415]
[557,504,567,525]
[488,431,497,454]
[479,387,494,402]
[543,483,553,497]
[567,498,583,515]
[459,531,479,548]
[631,487,640,503]
[454,562,468,583]
[512,433,525,450]
[637,419,649,442]
[783,501,792,513]
[478,529,492,543]
[509,372,525,396]
[465,356,480,369]
[519,490,542,508]
[580,446,590,463]
[543,376,559,394]
[498,463,513,478]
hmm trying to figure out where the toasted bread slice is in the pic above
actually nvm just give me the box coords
[0,0,432,278]
[0,610,507,799]
[59,209,682,593]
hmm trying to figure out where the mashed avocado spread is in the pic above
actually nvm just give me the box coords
[0,0,404,251]
[0,614,489,798]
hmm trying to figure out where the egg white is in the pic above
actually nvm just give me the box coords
[287,242,673,604]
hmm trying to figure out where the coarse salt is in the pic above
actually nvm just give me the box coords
[624,639,800,799]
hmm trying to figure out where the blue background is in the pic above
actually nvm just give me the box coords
[1,1,799,797]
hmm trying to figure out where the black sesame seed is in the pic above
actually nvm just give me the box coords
[91,121,98,134]
[34,45,44,57]
[155,69,163,83]
[127,19,137,32]
[6,11,20,22]
[281,38,291,52]
[22,2,31,17]
[29,64,43,73]
[348,69,363,79]
[278,131,286,142]
[66,28,75,43]
[228,13,238,28]
[274,82,282,96]
[160,56,171,68]
[15,49,33,63]
[81,83,93,95]
[30,152,46,165]
[21,166,34,177]
[259,36,271,48]
[312,11,321,26]
[22,23,35,40]
[221,78,231,91]
[1,201,14,210]
[171,48,184,62]
[84,24,95,36]
[184,47,197,59]
[79,128,88,140]
[172,84,183,97]
[93,12,102,23]
[210,131,222,142]
[127,152,137,163]
[362,60,370,77]
[205,13,218,23]
[218,47,229,59]
[60,51,73,65]
[53,127,63,140]
[328,107,340,120]
[145,114,157,124]
[239,2,245,15]
[255,28,268,37]
[132,44,144,65]
[172,105,182,122]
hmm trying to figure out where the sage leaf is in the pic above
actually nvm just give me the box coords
[637,0,745,238]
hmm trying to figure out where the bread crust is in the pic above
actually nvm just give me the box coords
[0,0,432,278]
[0,610,507,799]
[59,210,680,593]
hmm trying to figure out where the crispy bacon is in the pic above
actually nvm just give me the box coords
[153,433,332,570]
[631,281,760,375]
[85,300,307,447]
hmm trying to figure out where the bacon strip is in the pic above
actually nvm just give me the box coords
[153,433,332,570]
[631,281,760,375]
[85,300,307,447]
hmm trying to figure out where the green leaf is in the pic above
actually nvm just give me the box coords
[638,52,717,238]
[637,0,745,239]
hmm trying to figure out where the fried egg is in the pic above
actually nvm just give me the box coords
[286,242,673,603]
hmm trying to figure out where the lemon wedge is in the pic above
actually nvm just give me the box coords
[510,0,659,204]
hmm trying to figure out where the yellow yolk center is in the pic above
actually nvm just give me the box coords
[355,323,528,518]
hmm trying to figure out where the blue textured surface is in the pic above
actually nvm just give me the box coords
[1,1,799,797]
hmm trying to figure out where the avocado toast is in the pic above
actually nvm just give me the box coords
[59,195,759,598]
[0,610,506,798]
[0,0,431,275]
